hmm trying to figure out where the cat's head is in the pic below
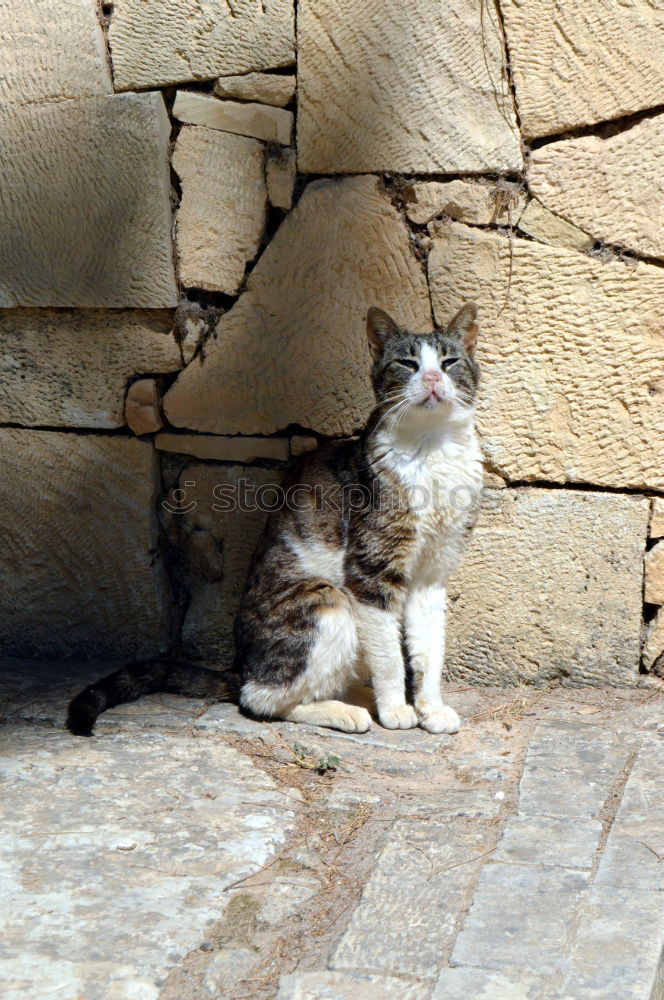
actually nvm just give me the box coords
[366,304,480,428]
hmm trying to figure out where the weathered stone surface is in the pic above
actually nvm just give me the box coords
[405,180,526,227]
[0,93,177,307]
[173,126,267,294]
[297,0,522,174]
[173,464,282,663]
[447,490,648,687]
[451,864,589,976]
[155,433,289,463]
[517,199,594,253]
[645,541,664,605]
[0,309,179,428]
[125,378,163,436]
[266,147,297,210]
[651,499,664,538]
[0,430,174,658]
[433,969,549,1000]
[0,0,111,106]
[492,816,601,870]
[173,92,292,145]
[164,176,431,436]
[529,115,664,260]
[516,723,631,819]
[214,72,296,107]
[429,223,664,490]
[290,435,318,457]
[643,610,664,671]
[108,0,294,91]
[560,887,664,1000]
[501,0,664,138]
[277,972,425,1000]
[331,819,495,978]
[0,726,294,1000]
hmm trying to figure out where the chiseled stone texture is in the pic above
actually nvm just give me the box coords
[0,430,174,658]
[651,499,664,538]
[173,126,267,294]
[0,310,179,428]
[108,0,294,91]
[173,463,282,664]
[405,180,526,227]
[0,93,177,307]
[155,433,289,463]
[0,726,294,1000]
[298,0,522,174]
[125,378,163,436]
[266,147,297,210]
[173,91,293,145]
[517,199,594,253]
[529,114,664,260]
[446,490,648,687]
[645,540,664,605]
[164,176,432,437]
[429,223,664,490]
[0,0,111,106]
[214,72,296,107]
[277,972,425,1000]
[501,0,664,138]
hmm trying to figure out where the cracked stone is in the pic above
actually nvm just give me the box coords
[297,0,522,174]
[173,125,267,295]
[173,92,293,145]
[108,0,294,91]
[163,175,431,437]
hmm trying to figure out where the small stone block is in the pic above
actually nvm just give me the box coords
[125,378,163,436]
[642,609,664,671]
[276,971,426,1000]
[645,540,664,604]
[650,498,664,538]
[451,864,590,976]
[173,92,293,145]
[492,816,601,870]
[405,179,526,226]
[433,968,552,1000]
[517,198,594,253]
[155,433,289,463]
[267,148,297,210]
[290,435,319,457]
[214,73,296,107]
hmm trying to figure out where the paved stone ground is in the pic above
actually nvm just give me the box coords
[1,661,664,1000]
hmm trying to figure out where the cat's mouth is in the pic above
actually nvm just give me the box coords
[418,386,446,408]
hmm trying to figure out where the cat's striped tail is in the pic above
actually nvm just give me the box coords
[66,658,240,737]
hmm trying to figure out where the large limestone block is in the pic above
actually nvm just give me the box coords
[108,0,294,91]
[297,0,522,174]
[0,0,111,106]
[0,310,179,428]
[164,176,432,436]
[173,464,282,663]
[447,489,649,687]
[173,126,267,294]
[0,94,177,307]
[428,223,664,490]
[0,431,174,658]
[501,0,664,138]
[529,115,664,260]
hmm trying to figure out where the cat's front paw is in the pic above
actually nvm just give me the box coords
[419,706,461,734]
[378,704,418,730]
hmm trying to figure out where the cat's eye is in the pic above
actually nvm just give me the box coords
[441,357,460,370]
[394,358,419,372]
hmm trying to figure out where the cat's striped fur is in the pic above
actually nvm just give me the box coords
[67,304,481,736]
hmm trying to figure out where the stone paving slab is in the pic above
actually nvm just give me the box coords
[492,815,602,870]
[330,819,497,979]
[451,863,590,977]
[277,971,429,1000]
[433,968,554,1000]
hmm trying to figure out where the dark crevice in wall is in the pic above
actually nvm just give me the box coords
[527,101,664,152]
[492,0,525,147]
[0,422,133,436]
[487,477,664,500]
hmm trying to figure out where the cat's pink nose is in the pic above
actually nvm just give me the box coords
[422,369,442,383]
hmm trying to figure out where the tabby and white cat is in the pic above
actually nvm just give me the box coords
[67,304,482,737]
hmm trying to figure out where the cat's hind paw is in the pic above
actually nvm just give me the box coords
[419,706,461,734]
[378,704,418,730]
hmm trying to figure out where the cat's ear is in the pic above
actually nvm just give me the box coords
[366,307,402,361]
[448,303,479,355]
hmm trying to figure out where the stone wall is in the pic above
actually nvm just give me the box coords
[0,0,662,683]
